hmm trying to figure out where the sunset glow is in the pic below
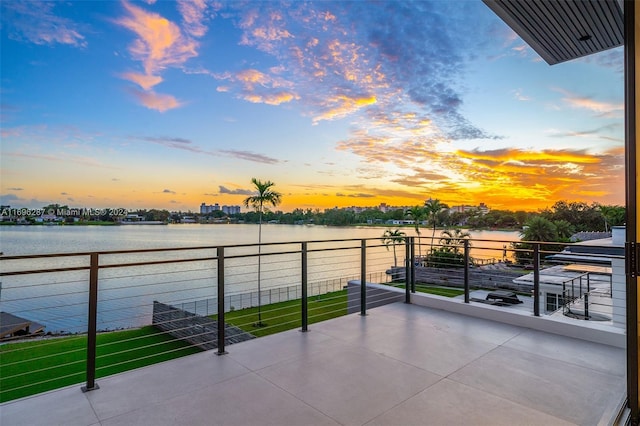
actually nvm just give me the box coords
[0,1,624,213]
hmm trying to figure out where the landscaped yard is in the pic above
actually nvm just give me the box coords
[0,289,350,402]
[0,326,201,403]
[215,289,348,337]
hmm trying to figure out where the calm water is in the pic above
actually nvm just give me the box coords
[0,225,519,334]
[0,223,519,255]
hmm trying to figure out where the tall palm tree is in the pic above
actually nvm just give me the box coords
[424,199,445,253]
[243,178,282,326]
[406,206,425,258]
[382,228,406,267]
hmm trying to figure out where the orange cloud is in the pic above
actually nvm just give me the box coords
[215,68,298,106]
[177,0,209,37]
[117,1,197,75]
[243,92,300,105]
[116,0,198,111]
[455,148,602,165]
[314,94,377,123]
[555,88,623,117]
[120,72,163,90]
[130,89,183,112]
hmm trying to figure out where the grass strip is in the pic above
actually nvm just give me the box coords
[387,283,466,297]
[214,289,348,338]
[0,289,350,402]
[0,326,201,403]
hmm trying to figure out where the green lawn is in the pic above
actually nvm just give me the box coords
[387,283,466,297]
[215,289,348,338]
[0,290,349,402]
[0,326,201,403]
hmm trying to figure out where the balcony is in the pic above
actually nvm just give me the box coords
[0,237,628,425]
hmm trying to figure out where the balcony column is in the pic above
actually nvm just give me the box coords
[624,0,639,421]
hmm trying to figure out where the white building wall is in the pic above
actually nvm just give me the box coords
[611,257,626,329]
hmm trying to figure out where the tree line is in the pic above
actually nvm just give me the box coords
[14,200,625,235]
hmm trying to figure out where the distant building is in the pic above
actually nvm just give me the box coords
[200,203,220,214]
[200,203,240,215]
[338,204,412,214]
[222,205,241,215]
[449,203,490,215]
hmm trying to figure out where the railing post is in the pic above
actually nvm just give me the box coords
[533,244,540,317]
[464,239,470,303]
[360,239,367,316]
[216,247,227,355]
[410,237,416,293]
[404,237,411,303]
[301,242,308,332]
[585,293,590,320]
[82,252,99,392]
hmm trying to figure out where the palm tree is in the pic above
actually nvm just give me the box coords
[424,199,445,253]
[439,228,471,254]
[553,220,575,241]
[243,178,282,326]
[406,206,425,259]
[521,216,558,242]
[382,228,406,267]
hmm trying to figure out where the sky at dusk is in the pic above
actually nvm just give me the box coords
[0,0,625,213]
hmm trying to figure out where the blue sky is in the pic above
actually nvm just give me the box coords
[0,0,624,212]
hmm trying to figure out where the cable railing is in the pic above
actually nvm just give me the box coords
[0,236,623,402]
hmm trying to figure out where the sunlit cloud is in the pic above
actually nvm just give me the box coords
[243,92,299,105]
[218,1,500,141]
[177,0,211,38]
[215,69,299,106]
[313,94,377,123]
[554,87,623,117]
[1,1,87,47]
[116,1,198,76]
[128,88,184,112]
[116,0,198,111]
[120,72,163,91]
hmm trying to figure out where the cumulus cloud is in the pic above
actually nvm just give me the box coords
[162,189,176,194]
[2,1,87,47]
[213,0,502,144]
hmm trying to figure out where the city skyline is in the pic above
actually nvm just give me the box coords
[1,1,624,213]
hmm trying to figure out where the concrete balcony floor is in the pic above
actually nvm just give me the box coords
[1,302,626,426]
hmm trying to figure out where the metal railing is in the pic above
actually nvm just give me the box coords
[0,236,622,401]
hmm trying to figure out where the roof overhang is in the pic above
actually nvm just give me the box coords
[482,0,624,65]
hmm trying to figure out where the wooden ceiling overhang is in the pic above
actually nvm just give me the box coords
[482,0,624,65]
